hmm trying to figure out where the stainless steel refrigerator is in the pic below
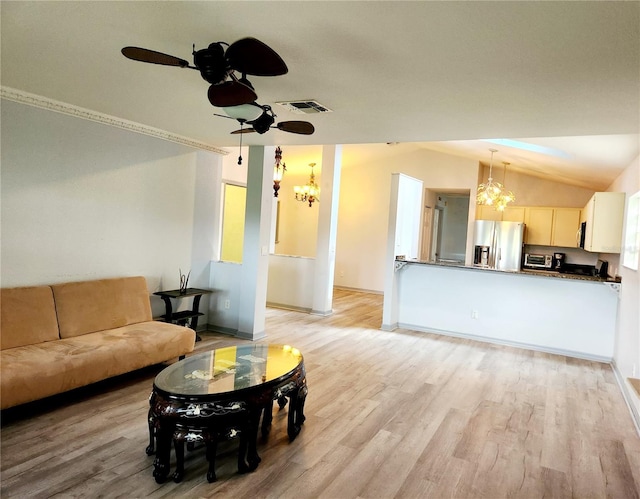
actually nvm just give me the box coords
[473,220,525,271]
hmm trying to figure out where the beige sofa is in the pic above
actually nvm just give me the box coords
[1,276,196,410]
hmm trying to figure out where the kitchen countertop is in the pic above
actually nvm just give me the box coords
[396,258,620,283]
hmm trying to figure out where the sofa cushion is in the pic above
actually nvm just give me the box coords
[1,286,59,350]
[52,276,153,339]
[0,320,195,409]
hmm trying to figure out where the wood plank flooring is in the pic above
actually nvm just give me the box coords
[2,288,639,498]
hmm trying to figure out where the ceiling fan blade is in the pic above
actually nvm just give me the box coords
[121,47,189,67]
[231,128,257,134]
[225,37,288,77]
[277,121,315,135]
[208,81,258,107]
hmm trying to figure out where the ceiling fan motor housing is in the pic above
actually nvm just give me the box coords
[252,109,276,134]
[194,43,230,84]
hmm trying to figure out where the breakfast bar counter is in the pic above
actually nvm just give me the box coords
[384,260,620,362]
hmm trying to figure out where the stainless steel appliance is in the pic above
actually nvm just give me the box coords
[561,263,596,276]
[552,252,565,270]
[578,221,587,248]
[524,253,553,269]
[473,221,525,271]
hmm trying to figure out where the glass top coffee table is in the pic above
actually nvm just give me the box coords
[147,344,307,484]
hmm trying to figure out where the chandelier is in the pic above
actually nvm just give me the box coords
[494,162,516,211]
[477,149,505,208]
[273,146,286,197]
[294,163,320,207]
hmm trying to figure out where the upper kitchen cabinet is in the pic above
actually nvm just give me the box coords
[524,208,554,245]
[476,205,502,221]
[551,208,581,247]
[501,206,526,223]
[582,192,625,253]
[476,205,525,222]
[523,207,582,247]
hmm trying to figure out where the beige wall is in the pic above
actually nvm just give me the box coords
[270,143,597,293]
[335,144,480,292]
[479,163,594,207]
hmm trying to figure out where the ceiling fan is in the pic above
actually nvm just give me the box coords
[215,103,315,165]
[215,103,315,135]
[121,37,288,107]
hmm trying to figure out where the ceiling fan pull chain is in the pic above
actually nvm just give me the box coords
[237,122,244,165]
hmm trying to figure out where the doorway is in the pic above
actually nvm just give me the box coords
[422,190,470,263]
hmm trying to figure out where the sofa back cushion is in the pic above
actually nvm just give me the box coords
[52,276,153,339]
[1,286,60,350]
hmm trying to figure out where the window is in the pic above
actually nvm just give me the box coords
[622,190,640,270]
[220,184,246,263]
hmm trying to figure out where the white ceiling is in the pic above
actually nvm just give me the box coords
[1,1,638,190]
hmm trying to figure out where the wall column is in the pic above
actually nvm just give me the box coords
[311,145,342,315]
[237,145,275,340]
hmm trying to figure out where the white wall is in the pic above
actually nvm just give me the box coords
[608,154,640,426]
[395,263,618,361]
[1,100,222,318]
[267,255,315,310]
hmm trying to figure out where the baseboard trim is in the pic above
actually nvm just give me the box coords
[333,285,383,295]
[235,330,267,341]
[266,302,312,313]
[203,324,237,336]
[611,360,640,437]
[396,322,613,364]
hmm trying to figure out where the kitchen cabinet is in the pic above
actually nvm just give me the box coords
[524,208,554,245]
[476,205,525,222]
[478,205,583,247]
[582,192,625,253]
[476,205,502,221]
[551,208,581,247]
[502,206,526,223]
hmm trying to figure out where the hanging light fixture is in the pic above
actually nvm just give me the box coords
[273,146,286,197]
[476,148,504,207]
[293,163,320,207]
[494,161,516,211]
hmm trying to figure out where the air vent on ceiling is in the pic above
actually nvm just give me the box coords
[275,100,332,115]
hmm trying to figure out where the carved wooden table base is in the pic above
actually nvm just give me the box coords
[146,349,307,484]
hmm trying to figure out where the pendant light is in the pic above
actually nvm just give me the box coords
[476,149,504,207]
[495,162,516,211]
[293,163,320,207]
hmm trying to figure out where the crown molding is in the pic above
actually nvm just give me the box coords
[1,86,228,155]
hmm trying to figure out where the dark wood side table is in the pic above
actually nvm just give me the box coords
[153,288,212,341]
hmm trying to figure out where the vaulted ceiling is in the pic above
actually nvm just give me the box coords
[1,1,638,190]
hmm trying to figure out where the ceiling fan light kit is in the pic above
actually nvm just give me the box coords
[222,103,263,122]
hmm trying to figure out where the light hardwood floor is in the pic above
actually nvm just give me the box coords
[2,289,639,498]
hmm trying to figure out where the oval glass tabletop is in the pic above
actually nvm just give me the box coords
[154,344,303,396]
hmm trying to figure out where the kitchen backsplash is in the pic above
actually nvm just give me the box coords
[525,245,597,265]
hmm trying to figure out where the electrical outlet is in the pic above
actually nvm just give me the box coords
[471,310,479,319]
[224,299,230,310]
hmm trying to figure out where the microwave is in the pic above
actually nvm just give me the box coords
[524,253,553,269]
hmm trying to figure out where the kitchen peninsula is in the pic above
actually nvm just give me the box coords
[383,259,620,362]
